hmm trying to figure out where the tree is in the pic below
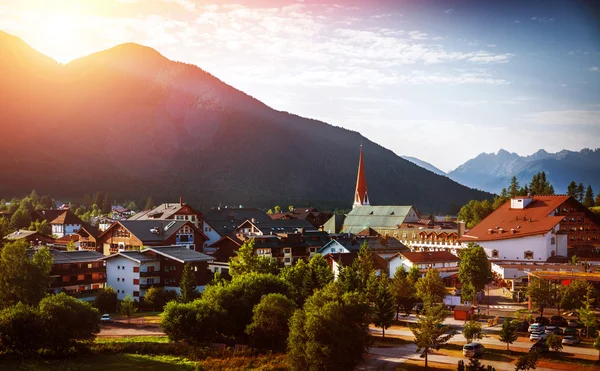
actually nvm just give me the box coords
[529,171,554,196]
[161,299,224,344]
[283,254,335,306]
[119,294,137,323]
[508,176,521,198]
[0,302,44,354]
[498,317,518,352]
[463,320,483,344]
[526,278,553,317]
[0,241,53,308]
[229,238,280,277]
[583,185,595,207]
[0,217,13,239]
[246,293,296,351]
[571,255,580,265]
[144,197,155,210]
[596,192,600,207]
[66,240,77,251]
[560,280,591,311]
[458,200,495,228]
[577,287,596,339]
[39,293,100,354]
[274,205,281,214]
[94,286,118,313]
[144,286,177,310]
[101,194,112,214]
[567,181,578,198]
[287,282,371,371]
[29,219,51,236]
[514,352,538,371]
[266,209,273,215]
[458,243,491,305]
[10,208,31,230]
[409,303,455,368]
[125,200,138,212]
[179,263,198,303]
[576,183,585,202]
[415,269,446,306]
[546,334,562,352]
[337,263,361,294]
[353,240,377,297]
[391,266,417,316]
[288,205,294,212]
[372,274,396,338]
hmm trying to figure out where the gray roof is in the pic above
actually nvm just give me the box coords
[342,206,417,234]
[323,214,346,234]
[144,246,213,263]
[116,220,190,242]
[100,251,158,263]
[240,219,317,234]
[202,208,272,236]
[6,230,39,240]
[319,237,409,254]
[28,249,104,264]
[129,203,187,221]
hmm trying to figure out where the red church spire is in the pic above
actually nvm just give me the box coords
[353,145,370,208]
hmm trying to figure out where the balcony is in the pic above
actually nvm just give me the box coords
[140,282,162,290]
[140,271,160,277]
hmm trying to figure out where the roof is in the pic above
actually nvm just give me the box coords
[325,251,388,271]
[323,214,346,234]
[31,209,65,223]
[144,246,214,263]
[202,208,272,236]
[50,210,84,225]
[78,223,102,239]
[28,249,104,264]
[343,206,417,234]
[527,270,600,282]
[238,218,317,234]
[129,202,197,221]
[106,220,195,242]
[356,227,380,237]
[395,251,460,264]
[100,251,157,263]
[319,237,409,254]
[459,196,570,242]
[54,234,80,244]
[354,145,369,206]
[5,230,41,240]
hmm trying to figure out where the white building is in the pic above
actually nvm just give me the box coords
[388,251,460,278]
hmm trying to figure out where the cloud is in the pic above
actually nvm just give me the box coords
[523,110,600,126]
[444,9,454,14]
[530,16,554,22]
[487,44,496,48]
[448,100,489,106]
[589,66,599,72]
[162,0,197,11]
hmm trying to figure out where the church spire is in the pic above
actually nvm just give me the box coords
[353,144,370,208]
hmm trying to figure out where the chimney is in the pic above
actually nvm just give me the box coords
[180,196,183,206]
[458,221,465,238]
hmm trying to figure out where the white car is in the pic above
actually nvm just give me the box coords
[530,331,548,341]
[101,314,112,324]
[528,323,545,333]
[562,336,580,345]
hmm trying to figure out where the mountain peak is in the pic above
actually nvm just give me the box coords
[67,42,168,68]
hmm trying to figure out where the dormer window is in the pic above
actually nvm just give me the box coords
[524,251,534,260]
[492,250,499,258]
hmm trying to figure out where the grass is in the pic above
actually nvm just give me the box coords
[370,335,412,348]
[95,336,170,344]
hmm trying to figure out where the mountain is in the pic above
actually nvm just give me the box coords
[401,156,446,176]
[448,148,600,194]
[0,30,492,212]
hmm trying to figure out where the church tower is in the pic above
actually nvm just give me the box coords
[353,145,370,208]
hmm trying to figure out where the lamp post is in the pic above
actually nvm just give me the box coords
[487,275,492,316]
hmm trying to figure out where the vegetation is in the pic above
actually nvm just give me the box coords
[94,286,119,313]
[560,280,593,311]
[526,277,553,317]
[119,294,138,323]
[546,334,562,352]
[179,263,198,303]
[577,287,596,339]
[462,320,483,344]
[498,317,518,352]
[514,352,538,371]
[144,286,177,310]
[409,303,455,368]
[415,269,446,305]
[372,274,396,338]
[458,243,491,305]
[228,239,279,277]
[280,254,333,306]
[391,265,418,317]
[245,293,296,352]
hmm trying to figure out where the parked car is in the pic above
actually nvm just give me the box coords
[562,336,580,345]
[564,327,579,336]
[463,343,485,357]
[544,326,562,335]
[568,320,581,328]
[530,339,549,353]
[528,323,545,333]
[530,331,548,341]
[101,314,112,324]
[535,317,550,326]
[581,328,598,338]
[516,320,530,332]
[550,316,567,327]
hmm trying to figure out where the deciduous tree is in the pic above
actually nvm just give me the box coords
[415,269,446,306]
[0,302,44,354]
[246,293,296,351]
[94,286,118,313]
[144,286,177,310]
[229,238,279,277]
[119,294,137,323]
[458,243,491,305]
[498,317,518,352]
[546,334,562,352]
[10,208,31,230]
[514,352,538,371]
[526,278,553,317]
[409,303,455,368]
[463,320,483,344]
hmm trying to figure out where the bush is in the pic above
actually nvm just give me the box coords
[161,300,224,345]
[0,302,45,354]
[94,286,118,313]
[39,293,100,353]
[246,293,296,352]
[144,286,177,310]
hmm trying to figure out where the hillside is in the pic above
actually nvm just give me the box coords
[401,156,446,176]
[448,148,600,194]
[0,30,492,212]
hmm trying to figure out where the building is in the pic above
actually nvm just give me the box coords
[323,214,346,234]
[4,230,55,246]
[269,207,333,229]
[53,234,80,250]
[101,246,213,301]
[31,209,84,238]
[239,231,330,266]
[42,249,106,301]
[98,219,207,255]
[353,145,370,208]
[387,251,460,279]
[342,206,420,235]
[77,223,103,252]
[201,208,273,247]
[236,218,317,236]
[459,196,574,262]
[491,261,583,292]
[318,236,409,259]
[324,252,388,278]
[129,198,202,228]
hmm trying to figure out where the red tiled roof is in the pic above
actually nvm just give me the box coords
[54,234,80,244]
[397,251,460,264]
[50,210,84,225]
[459,195,569,242]
[326,251,388,271]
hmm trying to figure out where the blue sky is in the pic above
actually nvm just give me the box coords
[1,0,599,171]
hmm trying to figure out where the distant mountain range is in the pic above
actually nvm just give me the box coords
[401,156,446,176]
[445,148,600,194]
[0,30,492,212]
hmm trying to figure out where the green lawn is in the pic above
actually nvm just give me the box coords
[95,336,170,343]
[0,354,195,371]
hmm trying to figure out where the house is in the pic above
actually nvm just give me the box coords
[324,252,388,278]
[318,236,410,259]
[31,209,84,238]
[209,235,243,263]
[236,218,316,236]
[491,261,583,292]
[98,220,207,255]
[5,230,55,246]
[111,205,136,219]
[342,206,420,235]
[269,207,333,229]
[35,249,106,301]
[129,198,203,228]
[77,223,103,252]
[201,207,273,246]
[387,251,460,279]
[323,214,346,234]
[459,196,574,262]
[52,234,80,250]
[240,231,328,266]
[101,246,213,301]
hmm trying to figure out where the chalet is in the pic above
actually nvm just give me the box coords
[236,218,316,236]
[129,198,202,228]
[101,246,213,301]
[387,251,460,279]
[319,236,410,259]
[209,235,243,263]
[98,220,207,255]
[111,205,136,219]
[269,207,333,229]
[5,230,55,246]
[201,208,273,245]
[31,249,106,301]
[31,209,84,238]
[77,223,103,252]
[53,234,80,250]
[324,252,388,278]
[459,196,574,261]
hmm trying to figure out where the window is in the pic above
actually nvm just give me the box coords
[492,250,499,258]
[551,237,555,245]
[133,266,139,273]
[284,257,291,263]
[117,266,120,270]
[524,251,534,260]
[283,248,291,254]
[133,279,139,285]
[133,291,139,297]
[117,278,120,282]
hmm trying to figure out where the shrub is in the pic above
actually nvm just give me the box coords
[94,286,118,313]
[0,302,44,354]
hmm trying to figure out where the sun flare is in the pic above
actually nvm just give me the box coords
[39,13,80,63]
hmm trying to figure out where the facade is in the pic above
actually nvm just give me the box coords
[459,196,573,261]
[202,220,223,249]
[318,236,409,259]
[101,246,214,301]
[31,209,84,238]
[129,198,203,228]
[5,229,55,246]
[241,232,328,266]
[236,219,316,236]
[98,220,207,255]
[387,251,460,279]
[77,224,103,252]
[269,207,333,229]
[44,249,106,301]
[324,252,388,278]
[491,261,583,291]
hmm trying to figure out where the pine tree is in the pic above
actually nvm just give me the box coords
[577,183,585,202]
[508,176,520,198]
[409,304,455,368]
[179,263,198,303]
[372,274,396,338]
[353,240,377,298]
[583,185,595,207]
[567,181,578,198]
[144,197,155,210]
[101,194,112,214]
[498,317,518,351]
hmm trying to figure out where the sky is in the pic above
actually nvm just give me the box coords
[1,0,599,172]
